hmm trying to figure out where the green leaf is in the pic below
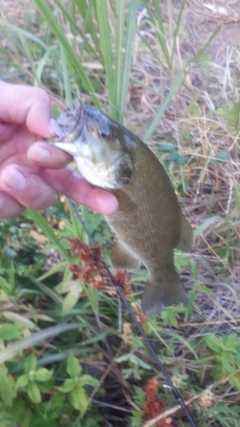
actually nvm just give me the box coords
[67,354,82,378]
[34,368,53,382]
[0,324,23,340]
[78,375,99,387]
[24,353,37,373]
[57,378,76,393]
[34,0,101,109]
[165,331,198,360]
[95,0,114,106]
[229,374,240,390]
[69,385,89,413]
[62,286,81,315]
[205,334,221,352]
[1,374,16,406]
[26,209,71,261]
[144,70,186,142]
[0,365,8,380]
[221,351,235,373]
[129,354,152,370]
[16,374,29,389]
[193,216,222,239]
[27,381,41,404]
[0,323,84,365]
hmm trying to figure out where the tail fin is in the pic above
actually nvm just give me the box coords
[141,272,187,317]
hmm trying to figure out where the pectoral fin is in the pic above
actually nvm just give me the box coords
[176,213,193,251]
[111,238,139,270]
[112,189,136,213]
[141,273,187,316]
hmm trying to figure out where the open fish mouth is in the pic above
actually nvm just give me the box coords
[50,99,86,144]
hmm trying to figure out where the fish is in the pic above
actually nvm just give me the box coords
[50,100,193,316]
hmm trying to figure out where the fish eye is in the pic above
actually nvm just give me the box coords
[99,130,110,139]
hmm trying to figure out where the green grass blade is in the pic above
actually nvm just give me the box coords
[26,209,71,261]
[0,21,48,49]
[136,30,168,72]
[34,0,101,108]
[36,45,57,85]
[143,69,186,141]
[191,25,221,64]
[29,275,64,305]
[94,0,114,114]
[193,215,222,240]
[171,0,186,66]
[68,201,84,240]
[118,0,138,122]
[164,330,198,359]
[74,0,104,63]
[61,46,72,105]
[152,0,171,67]
[0,323,84,364]
[114,0,126,120]
[143,0,171,69]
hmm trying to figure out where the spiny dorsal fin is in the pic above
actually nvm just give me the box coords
[176,213,193,251]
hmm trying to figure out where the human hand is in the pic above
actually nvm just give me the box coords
[0,82,118,219]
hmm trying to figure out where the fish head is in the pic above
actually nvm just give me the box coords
[51,101,134,189]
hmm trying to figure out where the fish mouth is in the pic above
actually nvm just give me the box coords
[50,99,87,144]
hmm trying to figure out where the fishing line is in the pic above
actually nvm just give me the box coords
[67,198,197,427]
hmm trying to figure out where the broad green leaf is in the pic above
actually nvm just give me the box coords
[67,354,82,378]
[16,374,29,389]
[24,353,37,373]
[57,378,75,393]
[229,374,240,390]
[205,334,221,352]
[0,324,23,340]
[78,374,99,387]
[1,374,16,406]
[129,354,152,370]
[27,381,41,404]
[70,385,89,413]
[34,368,53,382]
[221,351,235,373]
[0,365,8,380]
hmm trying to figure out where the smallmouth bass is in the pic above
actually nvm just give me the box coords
[51,100,193,316]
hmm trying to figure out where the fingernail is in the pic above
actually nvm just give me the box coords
[30,145,51,162]
[3,166,27,189]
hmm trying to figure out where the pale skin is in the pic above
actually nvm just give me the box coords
[0,82,118,219]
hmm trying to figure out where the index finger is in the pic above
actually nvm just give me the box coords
[0,82,51,137]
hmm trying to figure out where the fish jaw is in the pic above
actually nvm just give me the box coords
[51,103,134,189]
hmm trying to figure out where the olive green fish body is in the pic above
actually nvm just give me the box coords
[105,136,190,315]
[51,102,192,316]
